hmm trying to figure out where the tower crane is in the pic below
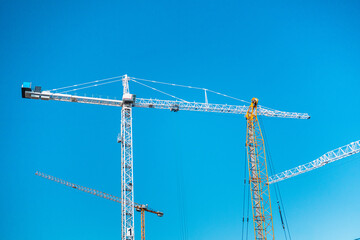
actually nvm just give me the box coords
[245,98,275,239]
[35,171,163,240]
[269,140,360,184]
[22,75,310,240]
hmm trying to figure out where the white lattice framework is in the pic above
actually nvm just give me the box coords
[35,171,162,214]
[269,140,360,184]
[121,76,135,240]
[23,91,310,120]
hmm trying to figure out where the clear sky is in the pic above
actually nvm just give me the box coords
[1,0,360,240]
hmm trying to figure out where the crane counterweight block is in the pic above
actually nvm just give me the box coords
[21,82,32,98]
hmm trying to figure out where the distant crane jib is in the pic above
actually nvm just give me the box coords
[269,140,360,184]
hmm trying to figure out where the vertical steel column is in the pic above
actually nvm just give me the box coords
[121,75,135,240]
[141,209,145,240]
[246,98,275,240]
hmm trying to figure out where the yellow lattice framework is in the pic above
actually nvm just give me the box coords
[246,98,275,240]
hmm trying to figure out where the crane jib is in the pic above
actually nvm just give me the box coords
[21,83,311,120]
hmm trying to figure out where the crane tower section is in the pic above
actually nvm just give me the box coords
[246,98,274,240]
[121,75,135,240]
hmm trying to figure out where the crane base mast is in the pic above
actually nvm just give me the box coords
[246,98,275,240]
[121,75,135,240]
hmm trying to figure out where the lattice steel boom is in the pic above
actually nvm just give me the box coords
[21,84,310,120]
[246,98,274,240]
[35,171,164,216]
[35,171,163,240]
[269,140,360,184]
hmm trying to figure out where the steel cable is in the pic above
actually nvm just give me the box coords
[130,79,189,102]
[259,116,292,240]
[50,75,124,92]
[241,142,247,240]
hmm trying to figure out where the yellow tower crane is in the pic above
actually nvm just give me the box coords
[35,171,163,240]
[245,98,274,240]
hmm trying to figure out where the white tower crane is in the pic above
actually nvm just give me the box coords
[22,75,310,240]
[35,171,163,240]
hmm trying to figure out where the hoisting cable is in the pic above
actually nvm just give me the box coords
[244,120,251,240]
[50,75,124,92]
[277,184,292,240]
[242,143,251,240]
[130,79,189,102]
[241,140,248,240]
[260,134,288,239]
[259,116,292,240]
[176,156,188,240]
[277,201,286,233]
[245,181,250,240]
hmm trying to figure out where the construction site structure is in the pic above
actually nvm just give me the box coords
[35,171,163,240]
[269,140,360,184]
[23,75,310,240]
[245,98,274,239]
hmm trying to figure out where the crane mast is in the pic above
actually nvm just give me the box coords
[139,208,145,240]
[121,75,136,240]
[246,98,274,240]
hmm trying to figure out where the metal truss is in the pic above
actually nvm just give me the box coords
[121,104,135,240]
[140,209,145,240]
[35,171,162,214]
[121,76,135,240]
[269,140,360,184]
[24,91,310,120]
[35,171,124,203]
[35,171,163,240]
[246,99,274,240]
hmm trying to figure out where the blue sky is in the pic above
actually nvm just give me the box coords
[1,0,360,239]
